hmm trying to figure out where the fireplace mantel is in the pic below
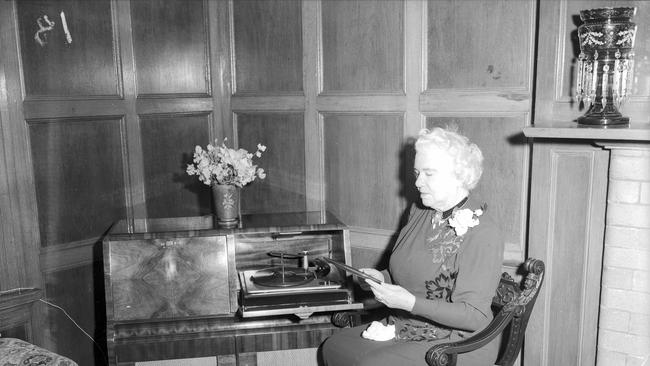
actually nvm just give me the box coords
[524,121,650,142]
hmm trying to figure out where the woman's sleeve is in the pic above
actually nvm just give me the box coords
[410,222,504,331]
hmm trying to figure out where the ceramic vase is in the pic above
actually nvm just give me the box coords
[575,7,637,126]
[211,184,240,228]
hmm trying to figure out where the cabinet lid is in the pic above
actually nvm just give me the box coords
[105,211,347,239]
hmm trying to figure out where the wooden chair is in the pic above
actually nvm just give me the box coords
[331,258,545,366]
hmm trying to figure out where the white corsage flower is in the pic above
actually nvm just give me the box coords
[448,207,484,236]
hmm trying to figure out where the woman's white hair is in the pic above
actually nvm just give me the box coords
[414,127,484,191]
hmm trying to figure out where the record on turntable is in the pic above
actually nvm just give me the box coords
[250,267,316,288]
[237,251,364,318]
[239,265,342,295]
[239,250,342,293]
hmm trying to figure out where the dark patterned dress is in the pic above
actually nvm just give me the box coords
[322,196,504,366]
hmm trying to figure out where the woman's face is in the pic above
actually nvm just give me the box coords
[413,145,466,211]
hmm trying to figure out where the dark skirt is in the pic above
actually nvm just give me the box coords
[321,324,500,366]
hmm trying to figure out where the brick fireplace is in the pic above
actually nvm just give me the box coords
[596,144,650,366]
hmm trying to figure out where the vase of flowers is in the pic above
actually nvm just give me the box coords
[186,138,266,227]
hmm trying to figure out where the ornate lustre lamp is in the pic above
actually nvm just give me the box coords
[575,7,637,126]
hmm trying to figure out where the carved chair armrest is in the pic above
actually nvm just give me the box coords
[425,308,519,366]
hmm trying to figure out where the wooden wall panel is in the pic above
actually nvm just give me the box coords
[232,0,303,94]
[536,0,650,123]
[321,0,404,93]
[425,116,528,259]
[323,114,403,230]
[131,0,209,96]
[0,289,41,342]
[140,113,212,218]
[526,143,608,366]
[548,154,594,365]
[0,113,26,289]
[426,0,532,90]
[44,263,105,364]
[1,1,44,346]
[236,112,306,214]
[28,118,127,246]
[16,0,118,98]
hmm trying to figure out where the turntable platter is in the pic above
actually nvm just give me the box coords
[251,267,316,288]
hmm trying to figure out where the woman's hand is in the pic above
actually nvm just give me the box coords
[367,281,416,312]
[357,268,384,291]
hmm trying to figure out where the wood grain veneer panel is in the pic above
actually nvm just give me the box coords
[236,113,306,214]
[131,0,208,96]
[235,328,336,353]
[28,118,126,246]
[426,0,533,90]
[16,0,118,98]
[140,113,212,218]
[321,0,404,93]
[115,337,234,363]
[425,116,527,255]
[324,114,403,230]
[233,0,303,94]
[108,236,230,321]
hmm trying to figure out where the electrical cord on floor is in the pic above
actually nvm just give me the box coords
[38,298,108,364]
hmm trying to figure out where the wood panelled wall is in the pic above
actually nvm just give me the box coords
[0,0,536,364]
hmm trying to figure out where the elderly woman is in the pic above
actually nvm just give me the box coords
[322,127,504,366]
